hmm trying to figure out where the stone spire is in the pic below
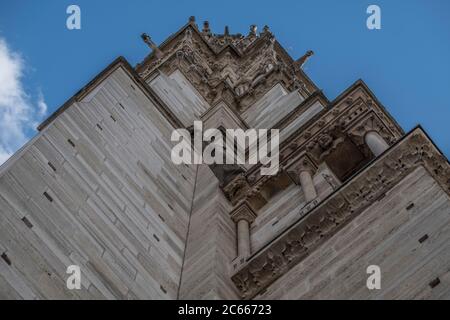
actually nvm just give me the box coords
[261,25,270,35]
[249,24,257,37]
[202,21,211,34]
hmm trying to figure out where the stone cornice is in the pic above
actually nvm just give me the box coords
[231,127,450,299]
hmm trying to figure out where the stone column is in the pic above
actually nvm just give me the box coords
[237,219,251,258]
[299,169,317,203]
[365,131,389,157]
[231,202,257,259]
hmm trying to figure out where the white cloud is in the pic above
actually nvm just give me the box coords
[0,38,47,165]
[37,90,48,117]
[0,149,11,164]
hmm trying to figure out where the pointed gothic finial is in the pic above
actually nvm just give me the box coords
[141,33,163,58]
[249,25,257,36]
[189,16,196,23]
[202,21,211,34]
[294,50,314,69]
[224,25,230,36]
[262,25,270,33]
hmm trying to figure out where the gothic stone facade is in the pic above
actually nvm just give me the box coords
[0,18,449,299]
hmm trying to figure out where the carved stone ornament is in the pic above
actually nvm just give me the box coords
[136,23,315,112]
[231,128,450,299]
[286,155,317,184]
[347,113,395,147]
[223,173,251,205]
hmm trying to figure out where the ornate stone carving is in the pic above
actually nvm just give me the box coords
[305,125,346,162]
[230,201,257,223]
[231,128,450,299]
[348,113,394,144]
[225,81,403,192]
[223,173,251,205]
[137,23,316,112]
[293,50,314,70]
[346,113,396,157]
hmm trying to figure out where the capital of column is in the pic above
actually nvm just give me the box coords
[294,157,316,177]
[230,201,257,224]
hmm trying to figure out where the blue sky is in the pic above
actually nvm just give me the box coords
[0,0,449,163]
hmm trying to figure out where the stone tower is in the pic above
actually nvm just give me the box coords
[0,18,449,299]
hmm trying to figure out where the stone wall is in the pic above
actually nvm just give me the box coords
[257,166,450,299]
[0,65,196,299]
[178,165,239,299]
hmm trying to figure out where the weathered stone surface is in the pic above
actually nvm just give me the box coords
[0,21,448,301]
[257,166,450,299]
[0,65,195,299]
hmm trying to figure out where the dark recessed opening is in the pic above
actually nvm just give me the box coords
[67,139,75,147]
[159,285,167,294]
[96,124,103,131]
[429,277,440,288]
[418,234,429,243]
[158,214,165,222]
[1,253,11,266]
[43,191,53,202]
[118,103,125,110]
[272,220,279,226]
[153,234,160,242]
[21,217,33,228]
[406,203,415,210]
[110,115,117,122]
[47,162,56,172]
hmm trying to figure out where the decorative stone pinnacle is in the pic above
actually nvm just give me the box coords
[141,33,163,58]
[249,25,257,36]
[295,50,314,69]
[202,21,210,34]
[224,25,230,36]
[189,16,196,23]
[230,202,257,223]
